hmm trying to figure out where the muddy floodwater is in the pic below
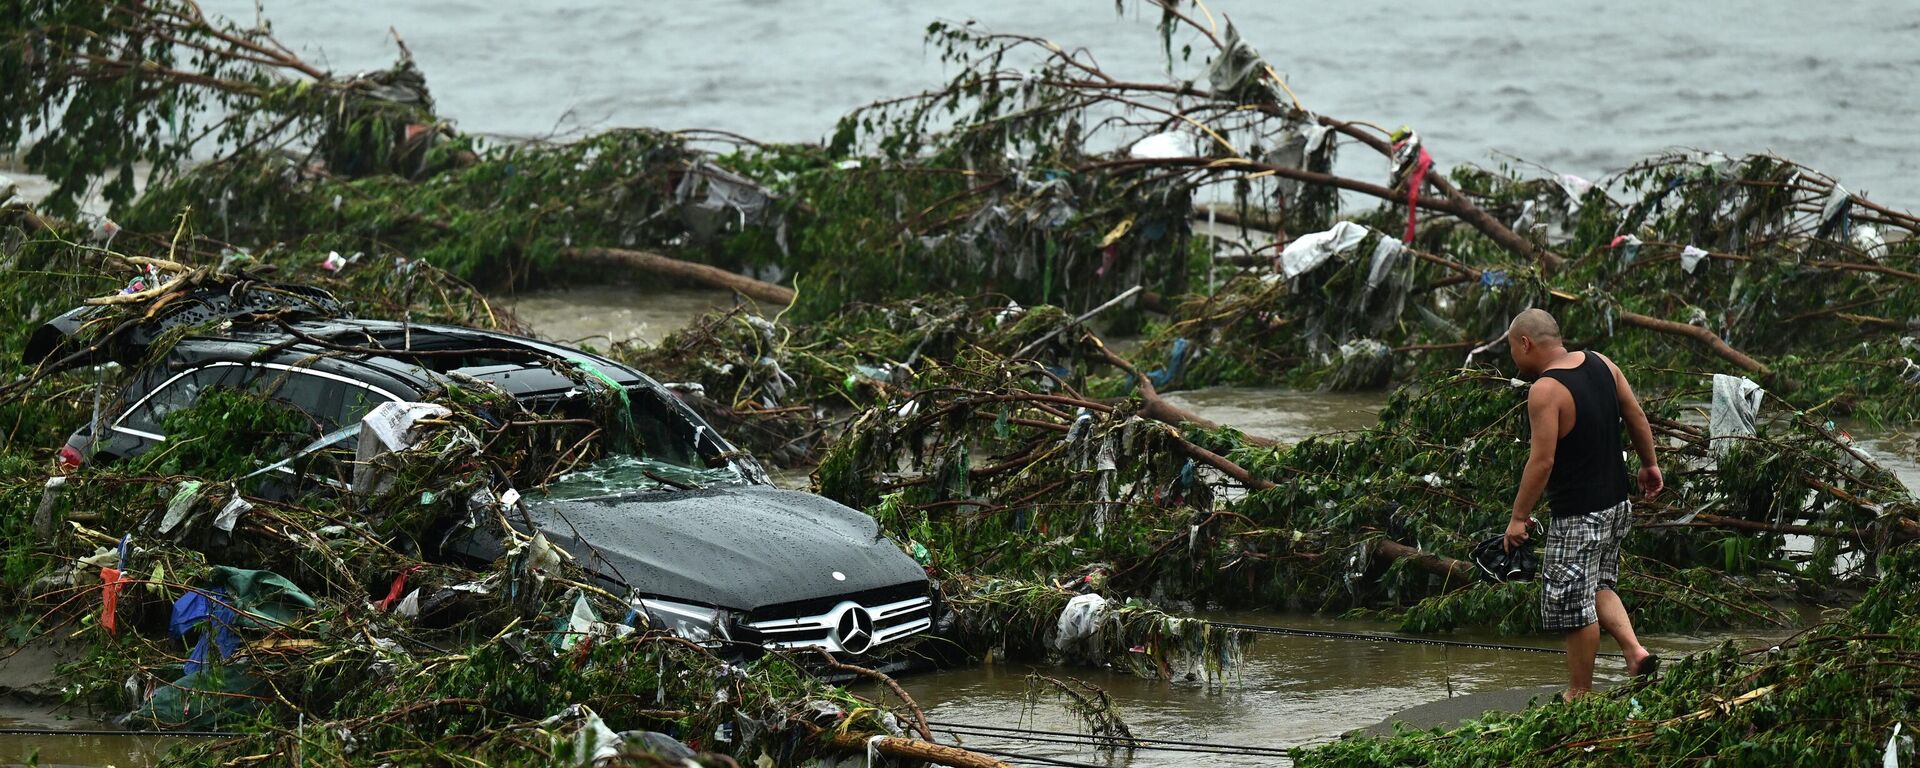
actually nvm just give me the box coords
[0,705,170,768]
[899,614,1786,767]
[6,286,1914,766]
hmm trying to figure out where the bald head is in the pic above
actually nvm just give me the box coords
[1508,308,1561,344]
[1507,308,1566,377]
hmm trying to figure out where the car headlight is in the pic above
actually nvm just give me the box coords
[636,598,730,645]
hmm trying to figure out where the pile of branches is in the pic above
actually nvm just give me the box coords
[0,214,1268,765]
[0,230,1014,767]
[814,337,1918,633]
[1143,151,1920,416]
[940,575,1251,683]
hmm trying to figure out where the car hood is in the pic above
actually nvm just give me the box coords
[523,485,924,612]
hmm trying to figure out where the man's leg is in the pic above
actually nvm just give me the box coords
[1565,621,1600,697]
[1542,510,1604,699]
[1594,501,1654,674]
[1597,589,1652,672]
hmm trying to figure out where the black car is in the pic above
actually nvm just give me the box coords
[27,285,933,658]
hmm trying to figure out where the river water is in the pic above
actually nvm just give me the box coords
[195,0,1920,203]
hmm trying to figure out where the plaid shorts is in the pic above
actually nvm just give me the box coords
[1540,499,1632,631]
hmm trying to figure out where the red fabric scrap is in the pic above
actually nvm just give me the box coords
[1399,144,1433,244]
[100,567,125,636]
[379,564,424,613]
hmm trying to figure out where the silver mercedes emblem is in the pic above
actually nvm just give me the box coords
[833,604,876,655]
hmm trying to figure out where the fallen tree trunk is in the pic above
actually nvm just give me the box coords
[1319,115,1563,272]
[1391,244,1776,378]
[824,732,1009,768]
[1089,333,1281,449]
[1615,310,1770,377]
[1372,538,1478,589]
[566,246,795,306]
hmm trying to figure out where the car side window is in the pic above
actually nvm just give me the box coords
[117,365,250,435]
[248,368,394,431]
[119,364,399,437]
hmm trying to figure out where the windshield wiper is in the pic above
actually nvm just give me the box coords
[642,468,699,491]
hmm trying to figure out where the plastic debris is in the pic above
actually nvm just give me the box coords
[1611,233,1643,265]
[1364,235,1405,297]
[540,705,623,767]
[353,401,452,492]
[554,592,597,651]
[214,496,251,533]
[1279,221,1370,279]
[1391,130,1433,242]
[171,586,240,673]
[1819,184,1852,238]
[158,479,205,534]
[1054,592,1109,650]
[32,475,64,539]
[1681,245,1710,274]
[99,565,126,635]
[1710,374,1765,454]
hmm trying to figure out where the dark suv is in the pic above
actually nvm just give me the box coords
[28,286,933,658]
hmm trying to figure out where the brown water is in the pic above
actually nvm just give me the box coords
[497,284,735,350]
[900,613,1785,767]
[0,705,169,768]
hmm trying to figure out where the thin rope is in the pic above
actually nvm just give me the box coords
[1206,619,1626,658]
[930,720,1292,756]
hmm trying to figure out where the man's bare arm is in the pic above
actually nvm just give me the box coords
[1513,382,1561,521]
[1597,352,1663,496]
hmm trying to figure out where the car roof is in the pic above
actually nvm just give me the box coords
[163,318,654,400]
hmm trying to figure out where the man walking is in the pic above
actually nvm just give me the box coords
[1502,308,1661,698]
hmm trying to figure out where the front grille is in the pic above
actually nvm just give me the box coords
[745,582,928,624]
[742,592,932,655]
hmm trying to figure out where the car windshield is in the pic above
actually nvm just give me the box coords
[535,453,745,500]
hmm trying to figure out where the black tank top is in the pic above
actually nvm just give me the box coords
[1537,351,1632,517]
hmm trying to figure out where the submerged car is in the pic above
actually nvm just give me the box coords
[28,285,935,658]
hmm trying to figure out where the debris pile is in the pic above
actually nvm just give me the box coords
[4,2,1920,766]
[0,245,1021,767]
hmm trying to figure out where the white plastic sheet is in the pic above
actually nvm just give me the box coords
[1053,593,1109,650]
[353,401,452,492]
[1680,245,1710,274]
[540,705,622,767]
[361,401,451,452]
[158,480,204,534]
[1365,235,1404,294]
[1710,374,1765,454]
[1279,221,1370,279]
[214,496,252,533]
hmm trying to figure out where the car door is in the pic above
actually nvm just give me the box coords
[94,363,255,462]
[101,362,402,485]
